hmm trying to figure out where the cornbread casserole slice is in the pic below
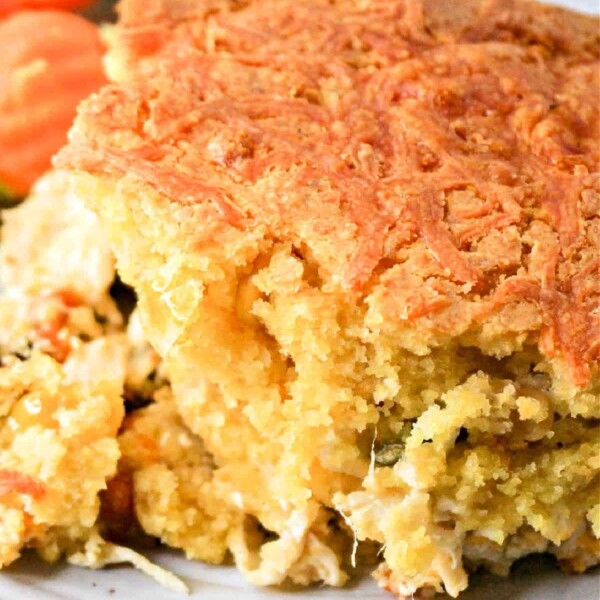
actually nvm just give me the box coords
[58,0,599,596]
[0,171,126,566]
[0,171,185,591]
[0,296,128,564]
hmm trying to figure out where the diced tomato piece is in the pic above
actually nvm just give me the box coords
[0,470,46,498]
[0,11,106,195]
[52,288,84,308]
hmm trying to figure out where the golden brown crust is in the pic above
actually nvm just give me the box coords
[57,0,599,386]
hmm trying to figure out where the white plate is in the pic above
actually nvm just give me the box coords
[1,550,599,600]
[1,0,598,598]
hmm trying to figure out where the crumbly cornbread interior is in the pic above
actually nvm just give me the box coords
[0,171,186,592]
[61,168,600,596]
[0,171,122,567]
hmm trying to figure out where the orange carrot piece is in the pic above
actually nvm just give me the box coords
[0,0,95,17]
[0,470,47,498]
[0,10,106,195]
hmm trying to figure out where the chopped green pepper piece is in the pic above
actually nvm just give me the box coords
[374,442,405,467]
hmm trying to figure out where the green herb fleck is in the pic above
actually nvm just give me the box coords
[374,442,405,467]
